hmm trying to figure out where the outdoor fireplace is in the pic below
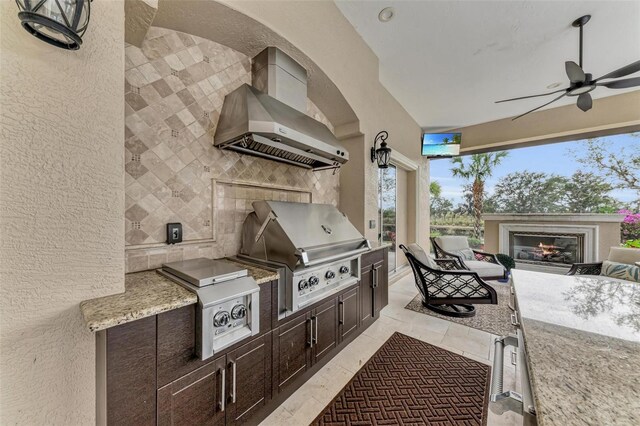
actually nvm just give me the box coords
[509,232,584,266]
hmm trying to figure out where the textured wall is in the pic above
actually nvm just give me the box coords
[0,1,125,424]
[124,27,339,272]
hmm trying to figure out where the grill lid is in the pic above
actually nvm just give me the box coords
[240,201,369,270]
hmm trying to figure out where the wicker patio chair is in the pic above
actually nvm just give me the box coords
[430,236,507,280]
[567,246,640,276]
[400,244,498,318]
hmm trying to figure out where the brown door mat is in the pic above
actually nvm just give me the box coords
[312,332,491,425]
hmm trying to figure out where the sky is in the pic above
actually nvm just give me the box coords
[429,133,639,206]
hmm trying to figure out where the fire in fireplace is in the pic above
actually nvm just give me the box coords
[509,232,584,266]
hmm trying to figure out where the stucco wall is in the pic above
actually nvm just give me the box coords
[0,1,125,424]
[395,167,408,268]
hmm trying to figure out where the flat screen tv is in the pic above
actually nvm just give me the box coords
[421,132,461,158]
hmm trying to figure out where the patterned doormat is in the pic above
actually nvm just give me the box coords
[312,332,491,425]
[405,282,516,337]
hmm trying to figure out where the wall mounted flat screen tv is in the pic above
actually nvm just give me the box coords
[421,132,461,158]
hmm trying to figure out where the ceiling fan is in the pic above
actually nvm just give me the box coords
[496,15,640,120]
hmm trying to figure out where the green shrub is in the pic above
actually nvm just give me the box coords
[467,237,482,249]
[496,253,516,271]
[622,239,640,249]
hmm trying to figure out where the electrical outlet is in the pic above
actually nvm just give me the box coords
[369,219,376,229]
[166,223,182,245]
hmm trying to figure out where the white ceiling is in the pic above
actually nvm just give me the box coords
[335,0,640,129]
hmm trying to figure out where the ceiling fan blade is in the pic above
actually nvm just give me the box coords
[597,76,640,89]
[565,61,586,83]
[495,88,567,103]
[512,92,567,121]
[594,60,640,81]
[577,93,592,112]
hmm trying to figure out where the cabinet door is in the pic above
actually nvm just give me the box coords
[359,266,375,329]
[373,260,388,315]
[226,334,272,425]
[312,298,338,364]
[157,356,226,426]
[272,313,311,394]
[339,286,359,343]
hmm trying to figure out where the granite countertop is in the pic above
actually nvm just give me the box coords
[511,270,640,426]
[80,260,279,332]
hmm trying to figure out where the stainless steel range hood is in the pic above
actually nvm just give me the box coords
[213,47,348,170]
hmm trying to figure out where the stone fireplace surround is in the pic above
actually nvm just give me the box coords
[483,214,625,267]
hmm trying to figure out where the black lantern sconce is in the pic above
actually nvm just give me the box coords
[371,131,392,169]
[16,0,92,50]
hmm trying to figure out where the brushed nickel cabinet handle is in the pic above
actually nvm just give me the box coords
[339,301,344,325]
[230,361,237,404]
[219,367,226,412]
[307,318,313,348]
[314,316,318,344]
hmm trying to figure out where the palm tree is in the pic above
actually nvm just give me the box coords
[429,181,442,198]
[451,152,508,238]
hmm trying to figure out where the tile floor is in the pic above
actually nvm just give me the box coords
[260,273,523,425]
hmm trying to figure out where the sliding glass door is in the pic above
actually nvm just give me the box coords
[379,165,397,273]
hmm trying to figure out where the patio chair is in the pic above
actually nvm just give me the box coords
[567,247,640,276]
[400,244,498,318]
[431,236,507,280]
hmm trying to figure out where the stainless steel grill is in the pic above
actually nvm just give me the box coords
[239,201,370,317]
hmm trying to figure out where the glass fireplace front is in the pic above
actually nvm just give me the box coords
[509,232,584,266]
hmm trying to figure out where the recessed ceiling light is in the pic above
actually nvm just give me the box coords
[378,7,395,22]
[546,82,562,89]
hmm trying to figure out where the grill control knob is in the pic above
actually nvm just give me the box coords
[339,266,349,274]
[213,311,230,327]
[309,276,319,286]
[231,304,246,320]
[298,280,309,291]
[325,271,336,279]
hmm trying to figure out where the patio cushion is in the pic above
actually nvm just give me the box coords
[463,260,504,278]
[607,247,640,266]
[456,248,475,261]
[434,236,470,252]
[407,244,440,270]
[600,260,640,283]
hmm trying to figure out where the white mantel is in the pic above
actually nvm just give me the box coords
[483,213,625,223]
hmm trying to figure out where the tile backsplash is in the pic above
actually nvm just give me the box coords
[125,27,339,273]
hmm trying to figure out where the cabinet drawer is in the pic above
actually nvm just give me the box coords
[361,248,384,270]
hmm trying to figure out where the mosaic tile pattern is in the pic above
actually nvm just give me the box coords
[125,27,339,272]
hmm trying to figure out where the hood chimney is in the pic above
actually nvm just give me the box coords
[251,47,308,113]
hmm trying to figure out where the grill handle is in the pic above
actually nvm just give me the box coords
[300,246,370,267]
[490,335,522,415]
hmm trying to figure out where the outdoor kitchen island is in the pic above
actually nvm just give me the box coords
[509,270,640,426]
[81,246,388,426]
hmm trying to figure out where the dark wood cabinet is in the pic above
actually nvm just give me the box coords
[360,248,389,329]
[272,312,312,394]
[311,298,338,364]
[339,286,359,343]
[157,356,226,426]
[104,252,388,425]
[225,334,272,425]
[106,315,157,426]
[359,266,374,328]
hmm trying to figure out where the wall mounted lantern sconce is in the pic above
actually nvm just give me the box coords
[15,0,92,50]
[371,131,392,169]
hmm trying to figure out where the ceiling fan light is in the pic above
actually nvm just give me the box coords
[568,85,596,96]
